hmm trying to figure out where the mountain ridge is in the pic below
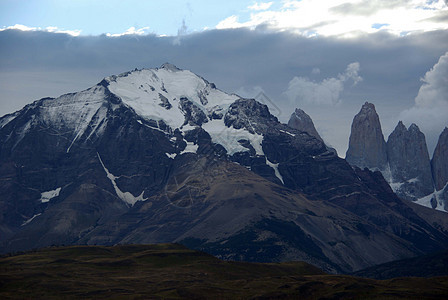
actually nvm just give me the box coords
[1,64,447,274]
[345,101,447,211]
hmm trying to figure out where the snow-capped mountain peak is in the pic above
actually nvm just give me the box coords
[105,65,239,129]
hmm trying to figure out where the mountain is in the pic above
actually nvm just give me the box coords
[287,108,323,142]
[386,121,433,201]
[413,128,448,211]
[432,128,448,191]
[2,244,448,300]
[1,64,448,273]
[345,102,447,212]
[345,102,388,171]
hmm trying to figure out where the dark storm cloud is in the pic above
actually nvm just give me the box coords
[1,28,447,154]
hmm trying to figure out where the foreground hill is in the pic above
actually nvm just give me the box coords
[353,249,448,280]
[1,244,447,300]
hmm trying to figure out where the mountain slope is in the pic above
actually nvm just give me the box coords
[1,64,447,273]
[353,249,448,279]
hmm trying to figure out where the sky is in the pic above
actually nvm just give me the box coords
[1,0,448,156]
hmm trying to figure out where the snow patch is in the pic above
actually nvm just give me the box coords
[180,142,198,155]
[97,152,147,206]
[266,158,284,184]
[408,177,419,184]
[202,119,264,156]
[21,213,42,226]
[181,124,197,132]
[389,177,420,194]
[415,183,448,212]
[166,153,177,159]
[40,187,61,203]
[389,182,403,193]
[279,129,296,137]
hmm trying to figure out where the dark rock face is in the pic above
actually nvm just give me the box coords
[437,185,448,211]
[179,97,208,126]
[1,65,447,274]
[432,127,448,191]
[386,122,434,201]
[345,102,445,210]
[346,102,388,170]
[224,98,278,133]
[288,108,323,142]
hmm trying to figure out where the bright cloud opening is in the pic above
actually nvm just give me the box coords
[0,24,81,36]
[248,2,274,11]
[106,26,150,37]
[216,0,448,37]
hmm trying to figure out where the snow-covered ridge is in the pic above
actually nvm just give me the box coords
[0,112,19,129]
[106,65,239,129]
[39,86,109,152]
[2,64,288,187]
[104,64,290,184]
[3,85,110,153]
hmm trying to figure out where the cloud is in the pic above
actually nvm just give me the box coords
[0,24,81,36]
[106,26,150,37]
[400,51,448,153]
[1,27,448,156]
[173,19,189,45]
[284,62,362,106]
[248,2,274,11]
[215,0,448,37]
[235,85,266,98]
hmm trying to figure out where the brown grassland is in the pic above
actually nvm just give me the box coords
[0,243,447,299]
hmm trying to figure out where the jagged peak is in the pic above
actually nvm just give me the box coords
[159,63,181,72]
[408,123,421,132]
[293,108,307,116]
[438,127,448,140]
[360,101,376,113]
[394,120,407,131]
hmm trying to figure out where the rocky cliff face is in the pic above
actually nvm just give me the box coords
[288,108,323,142]
[345,102,446,211]
[1,65,447,273]
[386,122,434,201]
[346,102,388,171]
[432,128,448,191]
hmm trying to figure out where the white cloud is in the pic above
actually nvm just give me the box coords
[400,51,448,153]
[284,62,362,106]
[216,16,242,30]
[235,85,266,99]
[216,0,448,37]
[106,26,150,37]
[0,24,81,36]
[173,19,188,45]
[248,2,274,11]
